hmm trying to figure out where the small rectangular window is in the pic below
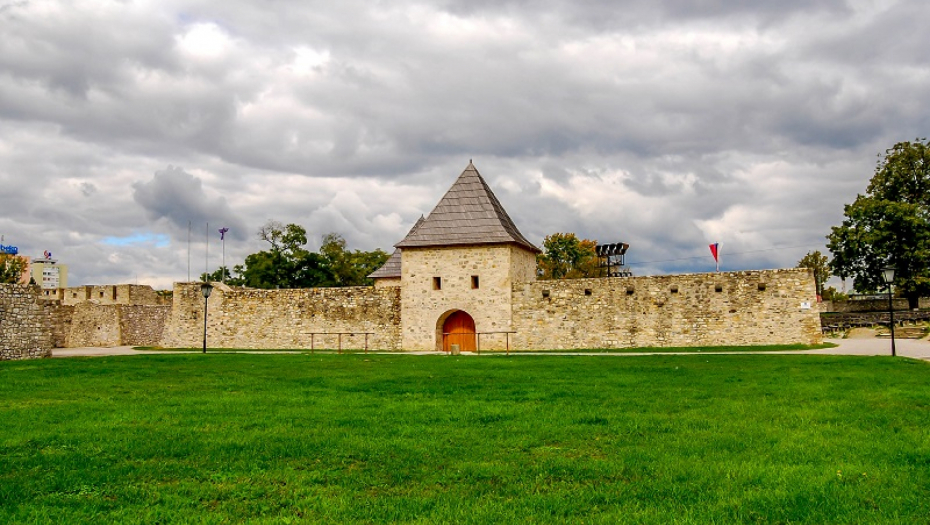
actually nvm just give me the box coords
[433,277,442,290]
[471,275,479,289]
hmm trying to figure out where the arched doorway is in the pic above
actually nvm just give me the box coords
[442,310,476,352]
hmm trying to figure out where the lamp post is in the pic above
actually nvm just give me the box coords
[200,282,213,354]
[882,267,895,357]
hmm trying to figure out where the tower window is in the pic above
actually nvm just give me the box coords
[433,277,442,290]
[471,275,479,289]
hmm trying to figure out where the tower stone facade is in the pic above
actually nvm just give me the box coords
[384,162,540,351]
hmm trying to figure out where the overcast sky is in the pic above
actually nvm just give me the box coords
[1,0,927,289]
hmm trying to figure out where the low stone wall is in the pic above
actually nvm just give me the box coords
[160,283,402,350]
[65,303,170,347]
[44,303,73,348]
[512,269,822,350]
[67,303,121,347]
[119,305,170,346]
[0,284,52,360]
[822,299,910,313]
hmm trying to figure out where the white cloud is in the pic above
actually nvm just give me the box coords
[0,0,926,287]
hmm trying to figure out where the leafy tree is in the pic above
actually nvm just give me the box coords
[319,233,389,287]
[0,254,28,284]
[536,233,599,280]
[797,250,830,297]
[199,266,244,286]
[827,139,930,308]
[821,286,847,302]
[202,222,388,289]
[236,221,325,289]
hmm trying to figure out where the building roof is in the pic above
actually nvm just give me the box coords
[367,249,402,279]
[395,162,539,252]
[367,216,425,280]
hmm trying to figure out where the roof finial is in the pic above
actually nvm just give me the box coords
[469,158,472,164]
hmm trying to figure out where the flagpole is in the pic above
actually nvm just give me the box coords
[187,220,191,282]
[205,222,209,282]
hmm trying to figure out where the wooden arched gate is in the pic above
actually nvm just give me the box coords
[442,310,476,352]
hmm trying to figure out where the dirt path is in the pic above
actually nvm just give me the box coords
[50,338,930,360]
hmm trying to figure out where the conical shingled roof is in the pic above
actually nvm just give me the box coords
[367,215,426,279]
[395,162,539,252]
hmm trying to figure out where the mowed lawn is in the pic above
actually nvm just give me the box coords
[1,354,929,524]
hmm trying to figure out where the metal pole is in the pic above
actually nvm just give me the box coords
[889,285,896,357]
[202,295,208,354]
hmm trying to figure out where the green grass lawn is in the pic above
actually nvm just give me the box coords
[1,354,929,524]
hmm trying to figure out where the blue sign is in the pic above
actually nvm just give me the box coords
[0,244,18,255]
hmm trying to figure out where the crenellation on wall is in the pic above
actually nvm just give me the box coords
[512,268,822,349]
[60,284,165,306]
[0,284,52,360]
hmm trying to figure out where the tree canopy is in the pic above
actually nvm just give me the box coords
[536,233,599,280]
[202,221,389,289]
[797,250,830,297]
[827,139,930,308]
[0,254,28,284]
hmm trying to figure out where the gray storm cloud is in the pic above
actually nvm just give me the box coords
[132,166,246,242]
[0,0,926,286]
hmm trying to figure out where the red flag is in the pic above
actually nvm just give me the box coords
[709,243,719,272]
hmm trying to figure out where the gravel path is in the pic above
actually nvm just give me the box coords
[50,338,930,360]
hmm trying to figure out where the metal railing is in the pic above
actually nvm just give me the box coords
[441,331,517,355]
[303,332,375,353]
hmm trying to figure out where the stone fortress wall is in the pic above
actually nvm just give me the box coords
[0,274,822,359]
[0,284,52,360]
[54,284,166,306]
[160,282,402,350]
[65,303,170,348]
[2,270,820,357]
[156,268,818,351]
[513,268,822,349]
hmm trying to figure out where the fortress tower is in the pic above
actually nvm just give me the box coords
[371,162,539,351]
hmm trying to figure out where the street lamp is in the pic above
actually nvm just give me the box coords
[200,282,213,354]
[882,267,896,357]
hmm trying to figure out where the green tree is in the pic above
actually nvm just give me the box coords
[203,223,388,289]
[199,266,243,286]
[319,233,389,287]
[827,139,930,308]
[536,233,599,280]
[0,254,28,284]
[797,250,830,297]
[232,221,323,289]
